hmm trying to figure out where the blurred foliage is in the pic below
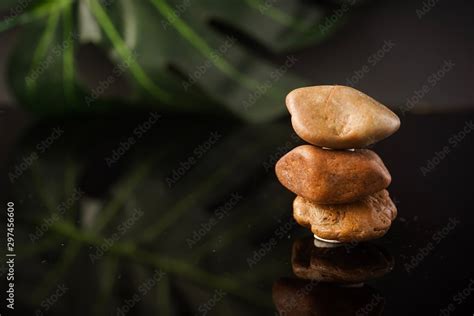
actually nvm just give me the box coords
[7,115,305,315]
[0,0,353,122]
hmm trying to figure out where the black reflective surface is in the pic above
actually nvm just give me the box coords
[1,109,474,315]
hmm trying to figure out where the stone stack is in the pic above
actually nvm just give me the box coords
[276,85,400,244]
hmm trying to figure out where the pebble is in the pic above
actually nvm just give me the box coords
[286,85,400,149]
[292,190,397,242]
[275,145,391,204]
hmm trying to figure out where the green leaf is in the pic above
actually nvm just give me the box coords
[0,0,72,32]
[5,0,347,121]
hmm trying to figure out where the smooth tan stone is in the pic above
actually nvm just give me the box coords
[275,145,391,204]
[291,238,394,284]
[293,190,397,242]
[286,85,400,149]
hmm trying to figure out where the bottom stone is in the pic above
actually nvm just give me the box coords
[293,190,397,242]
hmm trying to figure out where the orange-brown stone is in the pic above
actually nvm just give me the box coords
[275,145,391,204]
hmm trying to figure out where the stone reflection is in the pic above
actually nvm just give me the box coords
[292,238,394,284]
[273,238,394,315]
[273,279,384,316]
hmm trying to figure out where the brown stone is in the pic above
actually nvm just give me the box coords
[293,190,397,242]
[291,238,394,283]
[286,85,400,149]
[275,145,391,204]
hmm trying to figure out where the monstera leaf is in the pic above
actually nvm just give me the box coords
[1,0,348,121]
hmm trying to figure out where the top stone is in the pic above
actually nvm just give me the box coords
[286,85,400,149]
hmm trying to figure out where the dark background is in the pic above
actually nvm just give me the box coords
[1,0,473,315]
